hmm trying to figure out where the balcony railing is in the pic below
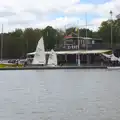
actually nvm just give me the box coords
[55,43,120,51]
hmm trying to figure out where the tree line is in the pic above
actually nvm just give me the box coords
[0,19,120,59]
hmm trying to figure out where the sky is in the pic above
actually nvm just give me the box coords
[0,0,120,32]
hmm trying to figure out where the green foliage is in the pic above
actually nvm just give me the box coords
[1,19,120,59]
[42,26,57,50]
[98,19,120,44]
[0,26,65,58]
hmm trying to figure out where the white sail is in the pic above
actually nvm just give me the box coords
[32,37,46,64]
[47,49,57,66]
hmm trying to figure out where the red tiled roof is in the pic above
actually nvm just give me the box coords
[64,35,73,39]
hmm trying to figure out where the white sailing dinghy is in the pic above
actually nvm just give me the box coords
[107,66,120,70]
[102,53,120,70]
[47,49,57,66]
[32,37,46,65]
[107,54,120,70]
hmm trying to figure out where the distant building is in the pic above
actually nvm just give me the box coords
[27,34,112,65]
[56,34,104,51]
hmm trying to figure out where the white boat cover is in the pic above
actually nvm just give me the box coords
[102,53,119,61]
[102,53,112,58]
[111,54,119,61]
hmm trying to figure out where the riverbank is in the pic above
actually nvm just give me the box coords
[0,66,107,70]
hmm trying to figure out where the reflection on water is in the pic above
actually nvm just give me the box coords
[0,69,120,120]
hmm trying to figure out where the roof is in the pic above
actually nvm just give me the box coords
[64,36,102,40]
[64,35,72,39]
[27,50,111,55]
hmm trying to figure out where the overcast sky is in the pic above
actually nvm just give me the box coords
[0,0,119,32]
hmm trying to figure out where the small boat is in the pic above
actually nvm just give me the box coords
[102,53,120,70]
[107,66,120,70]
[26,37,46,67]
[47,49,58,66]
[28,38,58,67]
[107,54,120,70]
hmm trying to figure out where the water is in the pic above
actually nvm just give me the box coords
[0,69,120,120]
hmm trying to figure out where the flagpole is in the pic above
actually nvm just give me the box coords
[85,13,89,65]
[77,20,80,66]
[1,24,3,61]
[110,10,113,49]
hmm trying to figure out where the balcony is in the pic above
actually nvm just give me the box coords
[55,43,120,51]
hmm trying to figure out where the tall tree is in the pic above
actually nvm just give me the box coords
[42,26,58,50]
[98,19,120,44]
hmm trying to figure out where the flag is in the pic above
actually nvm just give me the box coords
[75,27,78,32]
[116,14,120,19]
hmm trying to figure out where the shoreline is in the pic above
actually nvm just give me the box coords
[0,66,107,70]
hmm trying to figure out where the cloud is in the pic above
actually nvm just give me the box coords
[64,4,95,15]
[0,0,120,32]
[90,18,108,26]
[7,12,36,25]
[34,16,86,29]
[0,6,16,19]
[89,17,109,31]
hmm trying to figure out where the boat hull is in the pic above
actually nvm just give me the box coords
[107,66,120,70]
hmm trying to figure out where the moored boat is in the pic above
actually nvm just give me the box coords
[47,49,58,66]
[107,66,120,70]
[25,37,46,67]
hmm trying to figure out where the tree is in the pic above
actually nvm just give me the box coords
[23,28,41,53]
[42,26,58,50]
[0,24,111,59]
[98,19,120,44]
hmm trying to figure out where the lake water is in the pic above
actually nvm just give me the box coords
[0,69,120,120]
